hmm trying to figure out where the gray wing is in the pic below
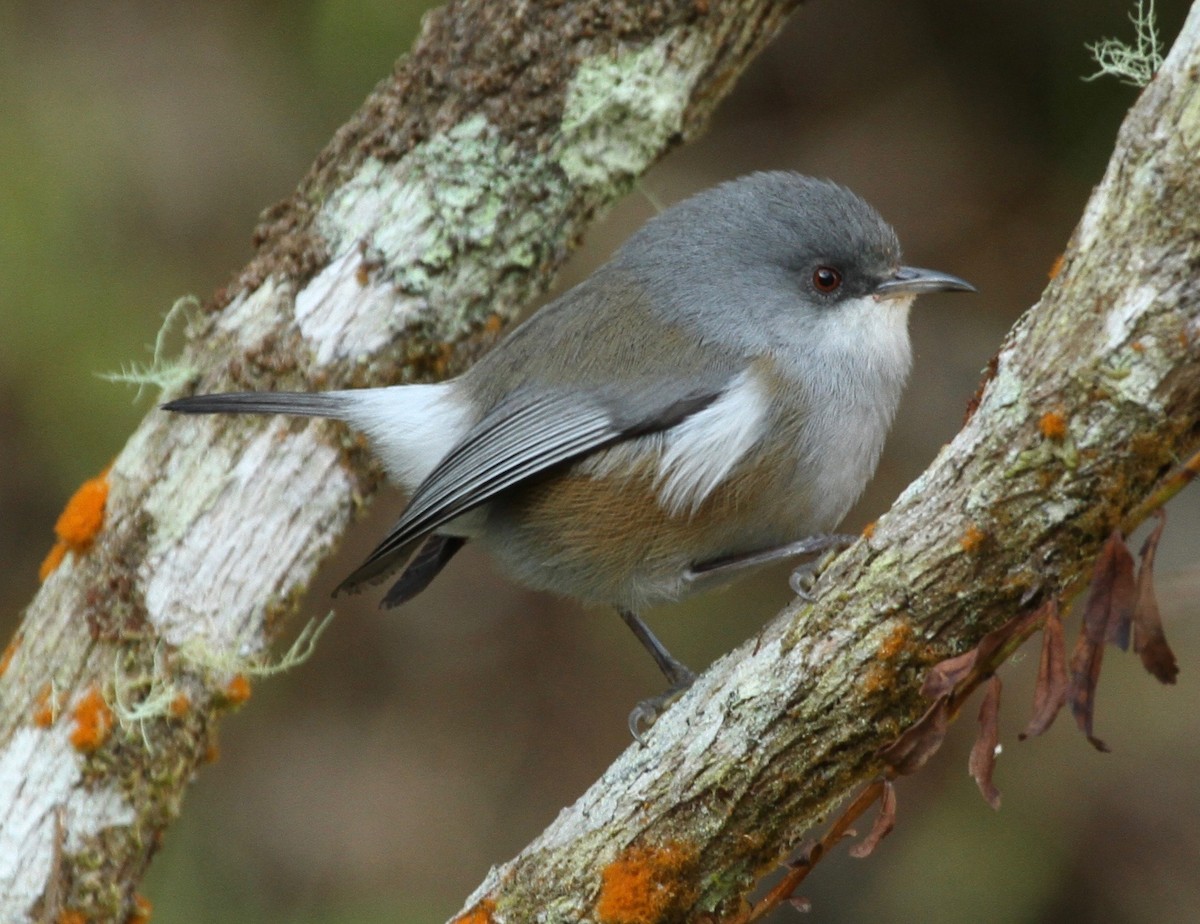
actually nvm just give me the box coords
[335,384,725,598]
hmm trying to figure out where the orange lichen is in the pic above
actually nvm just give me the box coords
[54,470,110,548]
[595,842,695,924]
[203,742,221,764]
[861,520,877,540]
[483,314,504,335]
[452,899,496,924]
[127,893,153,924]
[863,622,915,695]
[1038,410,1068,441]
[169,692,191,718]
[69,685,114,753]
[1048,253,1065,280]
[877,621,913,661]
[33,683,59,727]
[1130,339,1145,353]
[861,662,892,696]
[959,524,987,554]
[58,910,86,924]
[430,342,456,377]
[41,467,111,580]
[39,541,68,582]
[0,632,20,677]
[221,674,252,706]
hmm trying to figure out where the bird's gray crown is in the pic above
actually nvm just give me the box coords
[614,172,902,303]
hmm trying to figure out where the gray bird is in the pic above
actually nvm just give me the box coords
[164,172,974,737]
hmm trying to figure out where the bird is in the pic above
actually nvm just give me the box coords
[163,171,974,738]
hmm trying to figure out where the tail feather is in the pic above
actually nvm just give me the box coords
[162,391,351,419]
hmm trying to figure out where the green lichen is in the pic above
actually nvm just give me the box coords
[98,295,200,402]
[1085,0,1164,88]
[558,30,709,187]
[317,113,569,349]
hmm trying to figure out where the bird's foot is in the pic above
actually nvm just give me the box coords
[628,669,697,744]
[788,533,858,600]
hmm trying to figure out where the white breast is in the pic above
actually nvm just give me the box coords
[791,293,914,530]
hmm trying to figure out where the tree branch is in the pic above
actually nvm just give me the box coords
[0,2,805,920]
[449,6,1200,921]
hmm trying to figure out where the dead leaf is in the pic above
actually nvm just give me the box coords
[1133,511,1179,684]
[849,781,897,858]
[969,676,1002,809]
[921,650,977,699]
[921,607,1043,702]
[1020,600,1069,740]
[1070,531,1136,752]
[880,697,951,775]
[975,607,1045,672]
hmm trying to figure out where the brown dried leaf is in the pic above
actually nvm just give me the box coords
[849,781,897,858]
[974,607,1042,669]
[1133,511,1179,684]
[922,608,1044,705]
[921,650,977,699]
[969,676,1003,809]
[1104,532,1138,651]
[1070,531,1136,752]
[880,697,951,775]
[1020,600,1069,740]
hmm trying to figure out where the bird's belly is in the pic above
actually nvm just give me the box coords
[481,462,817,611]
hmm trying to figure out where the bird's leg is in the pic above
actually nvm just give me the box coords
[618,608,697,742]
[686,532,858,599]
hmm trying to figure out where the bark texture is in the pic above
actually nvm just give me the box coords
[0,2,805,920]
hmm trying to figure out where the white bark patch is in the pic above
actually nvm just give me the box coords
[0,726,134,922]
[1098,284,1166,410]
[294,248,426,365]
[297,157,440,363]
[317,157,438,265]
[1105,283,1157,351]
[559,30,710,187]
[141,421,352,652]
[217,277,293,348]
[296,115,547,362]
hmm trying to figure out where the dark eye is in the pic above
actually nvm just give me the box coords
[812,266,843,294]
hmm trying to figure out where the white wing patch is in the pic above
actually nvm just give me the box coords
[654,369,768,516]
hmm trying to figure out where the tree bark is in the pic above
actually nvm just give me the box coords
[0,2,805,921]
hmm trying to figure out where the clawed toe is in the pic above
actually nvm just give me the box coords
[789,534,858,599]
[628,672,696,743]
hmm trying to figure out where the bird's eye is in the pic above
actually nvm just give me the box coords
[812,266,843,294]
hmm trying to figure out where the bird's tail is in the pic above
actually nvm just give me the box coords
[162,391,352,419]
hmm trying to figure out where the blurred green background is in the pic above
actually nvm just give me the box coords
[2,2,1198,922]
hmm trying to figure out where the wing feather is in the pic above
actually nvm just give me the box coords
[336,385,724,597]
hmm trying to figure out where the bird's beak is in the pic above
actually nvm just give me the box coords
[873,266,976,298]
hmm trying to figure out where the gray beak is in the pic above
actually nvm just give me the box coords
[874,266,976,298]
